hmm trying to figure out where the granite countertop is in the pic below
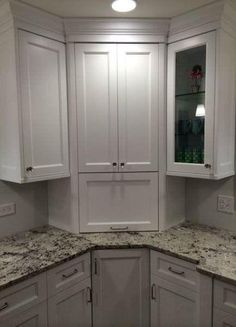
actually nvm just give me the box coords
[0,223,236,291]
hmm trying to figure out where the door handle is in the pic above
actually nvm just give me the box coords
[86,287,92,303]
[151,284,156,300]
[0,302,8,311]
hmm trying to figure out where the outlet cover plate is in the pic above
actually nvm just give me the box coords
[217,195,234,214]
[0,203,16,217]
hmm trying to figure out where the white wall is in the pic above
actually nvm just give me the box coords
[0,181,48,237]
[186,176,236,232]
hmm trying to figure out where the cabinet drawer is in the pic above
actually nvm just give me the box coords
[0,273,46,322]
[151,251,198,291]
[47,253,90,297]
[5,301,47,327]
[214,280,236,316]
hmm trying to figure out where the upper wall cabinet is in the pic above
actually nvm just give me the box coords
[75,43,159,173]
[0,28,69,183]
[167,1,236,180]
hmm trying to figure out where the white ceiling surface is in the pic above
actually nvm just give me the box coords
[18,0,218,18]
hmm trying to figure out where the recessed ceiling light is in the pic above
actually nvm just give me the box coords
[111,0,137,13]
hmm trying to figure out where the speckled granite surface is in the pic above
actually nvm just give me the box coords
[0,223,235,291]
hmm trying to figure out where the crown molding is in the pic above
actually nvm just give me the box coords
[168,0,236,43]
[64,18,170,43]
[0,0,65,42]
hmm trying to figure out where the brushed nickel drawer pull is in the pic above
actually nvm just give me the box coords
[0,302,8,311]
[168,267,185,275]
[87,287,92,303]
[110,226,128,231]
[151,284,156,300]
[62,268,78,279]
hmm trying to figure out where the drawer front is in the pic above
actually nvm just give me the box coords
[0,273,47,322]
[47,253,91,297]
[151,251,198,291]
[214,280,236,316]
[5,301,47,327]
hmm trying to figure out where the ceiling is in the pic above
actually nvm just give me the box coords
[18,0,218,18]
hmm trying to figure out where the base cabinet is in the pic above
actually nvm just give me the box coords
[48,278,92,327]
[92,249,150,327]
[5,302,47,327]
[213,309,236,327]
[151,275,198,327]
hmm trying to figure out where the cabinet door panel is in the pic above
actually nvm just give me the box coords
[75,44,118,172]
[19,31,69,181]
[167,32,216,178]
[48,278,92,327]
[213,309,236,327]
[151,275,198,327]
[118,44,158,172]
[92,249,149,327]
[79,172,158,232]
[5,302,47,327]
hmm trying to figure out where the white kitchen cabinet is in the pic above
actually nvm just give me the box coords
[167,29,236,179]
[151,275,198,327]
[150,250,208,327]
[0,29,69,183]
[213,280,236,327]
[48,278,92,327]
[213,309,236,327]
[5,302,47,327]
[92,249,150,327]
[75,43,158,173]
[79,172,158,232]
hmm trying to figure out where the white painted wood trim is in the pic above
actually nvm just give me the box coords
[169,0,236,43]
[64,18,170,43]
[9,0,65,42]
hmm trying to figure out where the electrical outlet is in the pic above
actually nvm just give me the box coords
[0,203,16,217]
[217,195,234,214]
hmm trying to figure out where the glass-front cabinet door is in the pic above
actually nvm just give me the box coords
[167,32,216,178]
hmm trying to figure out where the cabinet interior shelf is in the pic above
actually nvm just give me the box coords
[176,91,205,98]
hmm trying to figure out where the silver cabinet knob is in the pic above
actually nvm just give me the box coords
[112,162,117,167]
[120,163,125,168]
[26,167,33,172]
[204,164,212,169]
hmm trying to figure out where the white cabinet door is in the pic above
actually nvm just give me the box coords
[213,309,236,327]
[151,275,198,327]
[75,44,118,173]
[92,249,150,327]
[79,172,158,232]
[118,44,159,172]
[19,31,69,182]
[5,302,47,327]
[167,32,216,178]
[48,278,92,327]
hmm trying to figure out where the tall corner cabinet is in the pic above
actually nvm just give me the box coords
[0,28,69,183]
[167,27,236,179]
[75,42,160,232]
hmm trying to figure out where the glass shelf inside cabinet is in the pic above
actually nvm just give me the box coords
[175,45,206,165]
